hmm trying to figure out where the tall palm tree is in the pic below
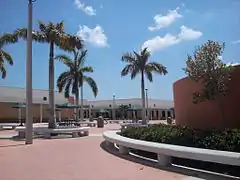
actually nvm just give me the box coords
[121,47,168,124]
[0,33,18,79]
[14,21,83,128]
[55,49,98,121]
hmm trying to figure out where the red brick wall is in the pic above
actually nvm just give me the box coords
[173,65,240,129]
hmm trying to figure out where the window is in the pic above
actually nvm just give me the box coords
[109,104,112,107]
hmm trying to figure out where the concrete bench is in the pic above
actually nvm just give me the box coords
[0,123,19,130]
[75,122,96,127]
[15,126,90,139]
[108,120,133,124]
[102,131,240,167]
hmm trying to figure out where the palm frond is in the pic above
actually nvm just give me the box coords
[38,21,48,34]
[0,62,7,79]
[57,71,72,92]
[14,28,47,43]
[141,48,151,64]
[145,71,153,82]
[55,54,73,68]
[55,21,64,33]
[121,64,134,76]
[130,66,140,79]
[121,52,136,63]
[146,62,168,75]
[83,76,98,97]
[0,33,18,47]
[77,49,87,67]
[80,66,93,73]
[1,50,13,65]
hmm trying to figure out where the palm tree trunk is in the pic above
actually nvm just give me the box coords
[80,85,84,121]
[48,41,56,128]
[141,70,146,124]
[75,86,80,121]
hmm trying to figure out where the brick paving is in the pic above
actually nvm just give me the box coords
[0,123,196,180]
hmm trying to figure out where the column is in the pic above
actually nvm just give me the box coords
[165,110,168,119]
[158,110,161,120]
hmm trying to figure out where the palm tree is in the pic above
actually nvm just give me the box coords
[121,47,168,124]
[0,33,18,79]
[118,104,130,119]
[14,21,83,128]
[55,49,98,121]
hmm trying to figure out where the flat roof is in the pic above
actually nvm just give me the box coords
[0,86,173,109]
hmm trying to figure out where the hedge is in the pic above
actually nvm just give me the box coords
[120,124,240,152]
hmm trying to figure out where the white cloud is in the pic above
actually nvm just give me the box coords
[142,34,179,53]
[232,39,240,44]
[178,25,203,41]
[75,0,96,16]
[226,62,240,66]
[100,5,103,9]
[76,25,108,47]
[142,26,202,53]
[218,56,223,60]
[148,7,182,31]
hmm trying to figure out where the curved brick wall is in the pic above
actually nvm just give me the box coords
[173,65,240,129]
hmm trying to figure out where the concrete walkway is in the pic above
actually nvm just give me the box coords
[0,124,203,180]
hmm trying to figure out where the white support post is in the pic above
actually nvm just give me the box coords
[40,104,43,123]
[119,145,129,154]
[157,154,171,166]
[18,108,21,124]
[165,110,168,120]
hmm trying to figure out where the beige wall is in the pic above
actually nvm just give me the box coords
[0,102,74,123]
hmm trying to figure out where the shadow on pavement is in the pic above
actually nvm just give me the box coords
[100,140,238,180]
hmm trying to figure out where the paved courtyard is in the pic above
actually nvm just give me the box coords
[0,123,202,180]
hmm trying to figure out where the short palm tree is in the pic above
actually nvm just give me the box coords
[0,33,18,79]
[56,49,98,121]
[121,47,168,124]
[118,104,130,119]
[14,21,82,128]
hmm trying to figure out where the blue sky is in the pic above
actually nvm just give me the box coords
[1,0,239,101]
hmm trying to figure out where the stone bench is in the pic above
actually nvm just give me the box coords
[108,120,133,124]
[15,126,90,139]
[0,123,19,130]
[102,131,240,167]
[75,122,96,127]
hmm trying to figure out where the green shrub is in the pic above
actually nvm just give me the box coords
[120,124,240,152]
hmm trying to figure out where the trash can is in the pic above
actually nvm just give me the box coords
[97,116,104,128]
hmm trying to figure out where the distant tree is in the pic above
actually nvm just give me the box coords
[56,49,98,121]
[121,47,168,124]
[183,40,233,127]
[118,104,130,119]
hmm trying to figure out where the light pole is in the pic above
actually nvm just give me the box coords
[40,96,47,123]
[112,95,116,120]
[145,88,149,123]
[25,0,35,145]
